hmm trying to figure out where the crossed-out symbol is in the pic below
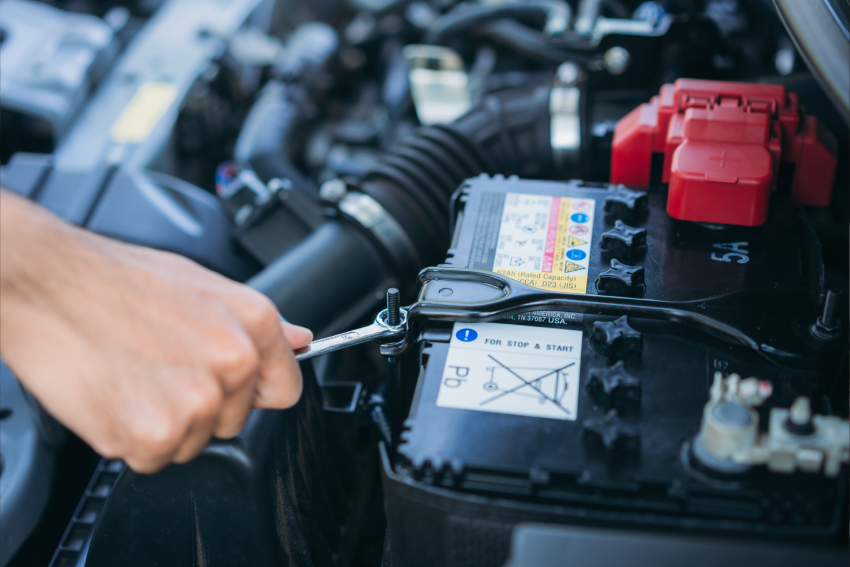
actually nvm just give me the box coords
[481,355,576,415]
[708,150,740,168]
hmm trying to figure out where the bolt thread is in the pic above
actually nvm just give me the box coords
[820,289,840,327]
[386,288,400,326]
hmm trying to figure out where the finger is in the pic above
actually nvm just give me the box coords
[122,417,185,474]
[281,321,313,349]
[208,324,261,396]
[211,379,256,438]
[172,412,219,463]
[170,376,225,462]
[230,293,304,409]
[125,454,173,474]
[253,333,303,410]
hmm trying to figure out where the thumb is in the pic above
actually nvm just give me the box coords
[281,321,313,349]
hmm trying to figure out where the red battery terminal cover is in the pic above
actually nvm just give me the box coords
[610,79,837,226]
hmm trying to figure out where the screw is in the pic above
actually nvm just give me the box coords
[386,288,400,326]
[818,289,840,328]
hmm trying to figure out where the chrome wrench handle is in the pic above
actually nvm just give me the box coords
[294,308,408,362]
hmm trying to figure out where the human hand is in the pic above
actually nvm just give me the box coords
[0,190,312,473]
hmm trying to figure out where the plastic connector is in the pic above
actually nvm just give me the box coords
[610,79,837,226]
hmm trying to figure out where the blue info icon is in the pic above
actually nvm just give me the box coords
[570,213,589,223]
[566,249,587,261]
[456,328,478,342]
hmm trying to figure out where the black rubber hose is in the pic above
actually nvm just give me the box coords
[425,1,565,44]
[248,221,395,334]
[425,0,592,64]
[233,23,338,192]
[478,20,593,65]
[234,80,319,194]
[358,84,553,271]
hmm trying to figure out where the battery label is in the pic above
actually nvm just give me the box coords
[469,192,594,293]
[436,322,582,420]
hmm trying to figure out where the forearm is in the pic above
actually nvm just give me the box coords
[0,190,103,355]
[1,190,71,348]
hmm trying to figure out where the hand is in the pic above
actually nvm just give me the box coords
[0,190,312,473]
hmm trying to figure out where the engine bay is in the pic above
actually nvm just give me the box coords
[0,0,848,565]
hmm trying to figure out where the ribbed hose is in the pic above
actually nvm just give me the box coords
[358,84,554,270]
[249,84,556,324]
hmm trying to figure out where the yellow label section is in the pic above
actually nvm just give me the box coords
[491,195,594,294]
[110,82,177,144]
[495,269,587,293]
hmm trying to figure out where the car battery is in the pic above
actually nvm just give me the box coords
[382,176,848,567]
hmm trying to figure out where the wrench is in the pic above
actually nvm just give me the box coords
[293,307,408,361]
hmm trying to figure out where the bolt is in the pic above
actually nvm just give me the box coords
[789,397,812,426]
[604,46,631,76]
[811,288,842,340]
[319,178,348,203]
[386,288,400,326]
[556,62,580,86]
[818,289,840,328]
[267,177,293,194]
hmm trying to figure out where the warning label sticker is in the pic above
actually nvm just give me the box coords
[436,322,583,420]
[469,192,595,294]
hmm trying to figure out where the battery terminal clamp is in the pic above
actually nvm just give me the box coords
[295,267,820,366]
[691,373,849,477]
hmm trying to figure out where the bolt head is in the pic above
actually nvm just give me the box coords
[267,177,292,194]
[556,62,581,86]
[319,178,348,203]
[604,47,631,75]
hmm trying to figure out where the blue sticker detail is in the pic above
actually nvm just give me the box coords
[566,249,587,261]
[570,213,589,223]
[456,328,478,342]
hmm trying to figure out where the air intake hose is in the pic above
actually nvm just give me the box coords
[253,82,556,328]
[358,83,554,270]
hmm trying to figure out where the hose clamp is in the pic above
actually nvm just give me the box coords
[338,191,423,278]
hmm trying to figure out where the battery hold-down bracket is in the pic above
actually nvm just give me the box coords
[610,79,837,226]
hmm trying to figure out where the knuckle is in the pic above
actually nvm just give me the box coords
[240,292,279,332]
[186,380,223,420]
[135,417,182,457]
[216,338,260,380]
